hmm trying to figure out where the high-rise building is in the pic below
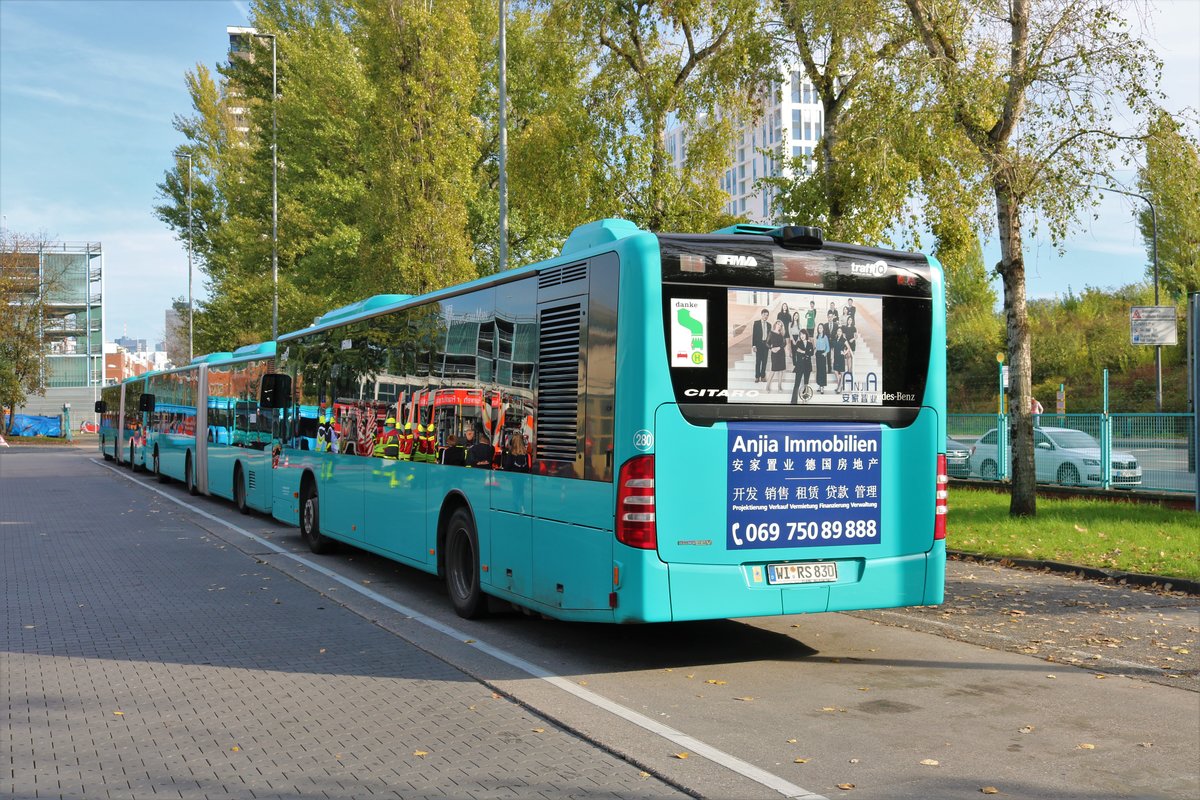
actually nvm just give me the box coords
[226,26,257,139]
[666,67,825,224]
[3,240,104,416]
[114,335,147,354]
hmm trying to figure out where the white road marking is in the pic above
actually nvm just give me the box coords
[95,459,826,800]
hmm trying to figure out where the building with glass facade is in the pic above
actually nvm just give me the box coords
[665,67,825,224]
[7,241,104,417]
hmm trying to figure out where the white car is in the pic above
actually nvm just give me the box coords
[969,426,1142,488]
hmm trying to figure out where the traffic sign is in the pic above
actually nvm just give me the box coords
[1130,306,1177,345]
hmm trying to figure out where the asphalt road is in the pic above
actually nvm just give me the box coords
[4,445,1198,800]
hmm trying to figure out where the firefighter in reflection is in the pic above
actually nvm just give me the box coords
[414,421,438,463]
[399,419,415,459]
[315,411,337,452]
[373,417,401,459]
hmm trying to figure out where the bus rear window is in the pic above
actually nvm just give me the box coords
[659,236,934,420]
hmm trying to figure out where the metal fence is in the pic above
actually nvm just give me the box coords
[947,412,1196,494]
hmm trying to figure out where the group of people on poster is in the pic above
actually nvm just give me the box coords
[751,298,859,404]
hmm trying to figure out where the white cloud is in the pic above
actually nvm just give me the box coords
[6,84,166,124]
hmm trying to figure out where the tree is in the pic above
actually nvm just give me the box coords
[470,3,622,272]
[904,0,1159,516]
[766,0,926,241]
[1137,110,1200,300]
[356,0,481,295]
[156,1,376,351]
[0,231,65,433]
[565,0,775,231]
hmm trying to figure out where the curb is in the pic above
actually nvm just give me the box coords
[947,549,1200,596]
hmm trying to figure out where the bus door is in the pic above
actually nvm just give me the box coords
[365,398,424,561]
[651,236,943,618]
[489,388,533,597]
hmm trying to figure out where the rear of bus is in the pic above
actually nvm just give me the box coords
[613,227,946,622]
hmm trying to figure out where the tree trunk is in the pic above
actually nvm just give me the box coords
[821,96,842,226]
[647,112,667,231]
[994,178,1036,516]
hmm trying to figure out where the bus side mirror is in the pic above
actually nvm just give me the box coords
[260,373,292,409]
[95,400,107,414]
[138,393,156,414]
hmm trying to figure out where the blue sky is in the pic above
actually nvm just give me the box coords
[1,0,1198,345]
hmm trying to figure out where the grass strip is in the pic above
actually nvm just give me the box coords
[948,487,1200,580]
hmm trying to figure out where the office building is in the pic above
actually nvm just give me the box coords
[666,67,825,224]
[3,240,104,417]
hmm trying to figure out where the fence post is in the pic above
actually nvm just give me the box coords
[1191,292,1198,511]
[1102,370,1111,489]
[998,412,1009,480]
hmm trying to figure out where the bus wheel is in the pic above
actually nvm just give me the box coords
[234,465,249,514]
[445,507,487,620]
[129,442,138,472]
[300,482,335,554]
[154,448,168,483]
[102,437,113,461]
[185,454,199,496]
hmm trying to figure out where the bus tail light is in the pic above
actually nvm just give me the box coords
[616,455,657,550]
[935,454,948,541]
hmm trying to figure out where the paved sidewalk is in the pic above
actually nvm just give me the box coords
[853,558,1199,692]
[1,448,686,800]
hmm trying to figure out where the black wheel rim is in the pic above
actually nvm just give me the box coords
[303,497,316,538]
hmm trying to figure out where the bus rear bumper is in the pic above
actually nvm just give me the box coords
[662,543,946,622]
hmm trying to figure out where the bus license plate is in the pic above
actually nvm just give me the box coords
[767,562,838,585]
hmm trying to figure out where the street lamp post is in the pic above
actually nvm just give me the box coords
[257,31,279,342]
[498,0,508,272]
[1096,184,1161,412]
[175,150,194,362]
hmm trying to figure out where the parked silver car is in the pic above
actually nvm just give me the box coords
[969,426,1142,488]
[945,437,972,479]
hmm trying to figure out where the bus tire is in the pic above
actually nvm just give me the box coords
[300,480,335,554]
[129,442,138,472]
[980,459,998,481]
[102,437,113,461]
[154,447,168,483]
[445,507,487,620]
[234,464,250,514]
[185,453,199,496]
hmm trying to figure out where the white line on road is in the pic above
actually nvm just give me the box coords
[94,459,826,800]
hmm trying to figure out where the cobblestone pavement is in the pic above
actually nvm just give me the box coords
[1,448,688,800]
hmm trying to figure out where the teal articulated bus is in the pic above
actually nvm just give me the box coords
[259,218,947,622]
[96,218,946,624]
[98,373,151,469]
[98,343,280,512]
[203,342,278,513]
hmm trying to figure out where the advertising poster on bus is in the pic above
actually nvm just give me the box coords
[726,290,883,405]
[726,422,883,555]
